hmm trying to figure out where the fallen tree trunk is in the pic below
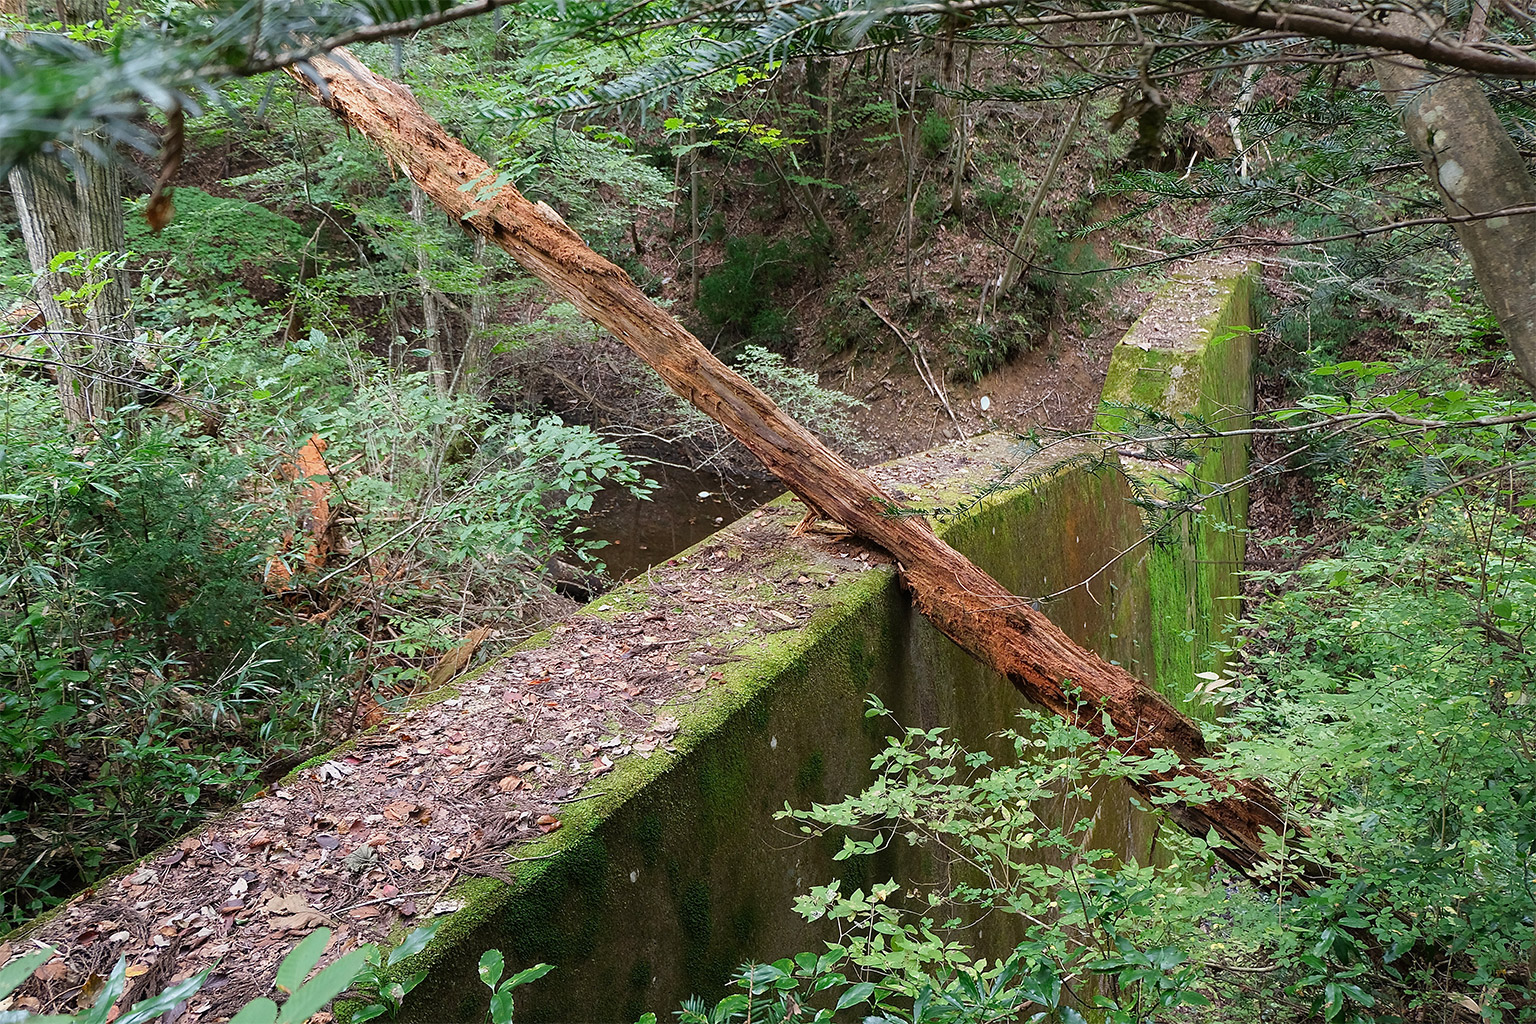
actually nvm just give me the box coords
[288,51,1306,884]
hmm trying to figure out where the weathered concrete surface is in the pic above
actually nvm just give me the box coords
[388,438,1159,1023]
[397,264,1261,1022]
[1097,261,1259,708]
[8,262,1258,1024]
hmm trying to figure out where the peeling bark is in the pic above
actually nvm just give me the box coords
[288,51,1309,884]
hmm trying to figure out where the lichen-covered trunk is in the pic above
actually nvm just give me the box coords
[455,234,497,397]
[5,0,131,424]
[8,147,130,423]
[289,51,1307,885]
[410,183,452,395]
[1374,18,1536,386]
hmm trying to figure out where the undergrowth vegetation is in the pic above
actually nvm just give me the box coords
[3,0,1536,1020]
[0,286,649,927]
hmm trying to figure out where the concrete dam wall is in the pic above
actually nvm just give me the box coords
[9,262,1257,1024]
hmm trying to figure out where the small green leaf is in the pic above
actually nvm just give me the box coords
[478,949,505,991]
[0,948,56,1001]
[507,963,555,989]
[116,970,215,1024]
[229,997,279,1024]
[385,921,442,967]
[488,986,514,1024]
[276,948,372,1024]
[835,982,876,1010]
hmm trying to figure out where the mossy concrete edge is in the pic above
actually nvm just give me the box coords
[1096,261,1259,709]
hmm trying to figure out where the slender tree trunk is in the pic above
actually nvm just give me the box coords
[1374,15,1536,386]
[9,148,128,422]
[288,50,1309,886]
[948,81,971,215]
[72,133,130,414]
[453,234,496,397]
[688,127,701,301]
[6,0,131,424]
[999,100,1083,297]
[412,185,452,396]
[394,42,451,396]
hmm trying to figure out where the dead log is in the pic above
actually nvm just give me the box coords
[288,52,1307,884]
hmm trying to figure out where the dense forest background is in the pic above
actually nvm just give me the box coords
[3,0,1536,1019]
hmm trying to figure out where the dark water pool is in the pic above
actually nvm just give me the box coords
[583,461,784,580]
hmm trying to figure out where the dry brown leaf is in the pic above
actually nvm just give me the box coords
[79,973,105,1007]
[33,960,70,982]
[536,815,561,834]
[381,801,417,822]
[348,906,381,920]
[496,775,522,793]
[261,893,332,931]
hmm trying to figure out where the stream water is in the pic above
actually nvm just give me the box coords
[582,460,785,580]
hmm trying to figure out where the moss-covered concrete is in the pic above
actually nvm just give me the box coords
[378,436,1165,1023]
[373,264,1260,1021]
[1097,262,1259,710]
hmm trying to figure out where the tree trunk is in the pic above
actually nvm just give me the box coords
[411,184,452,396]
[999,99,1083,297]
[1374,16,1536,386]
[687,127,701,302]
[6,0,131,424]
[288,50,1308,885]
[9,147,129,422]
[394,41,452,396]
[453,234,496,397]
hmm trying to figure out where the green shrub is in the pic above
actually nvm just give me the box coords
[696,231,829,343]
[124,186,308,287]
[946,309,1038,381]
[0,320,649,927]
[0,402,332,924]
[918,110,952,159]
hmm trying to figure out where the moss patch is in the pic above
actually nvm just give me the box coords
[1097,262,1258,707]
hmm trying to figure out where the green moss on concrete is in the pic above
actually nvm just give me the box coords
[795,751,826,796]
[1096,263,1258,709]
